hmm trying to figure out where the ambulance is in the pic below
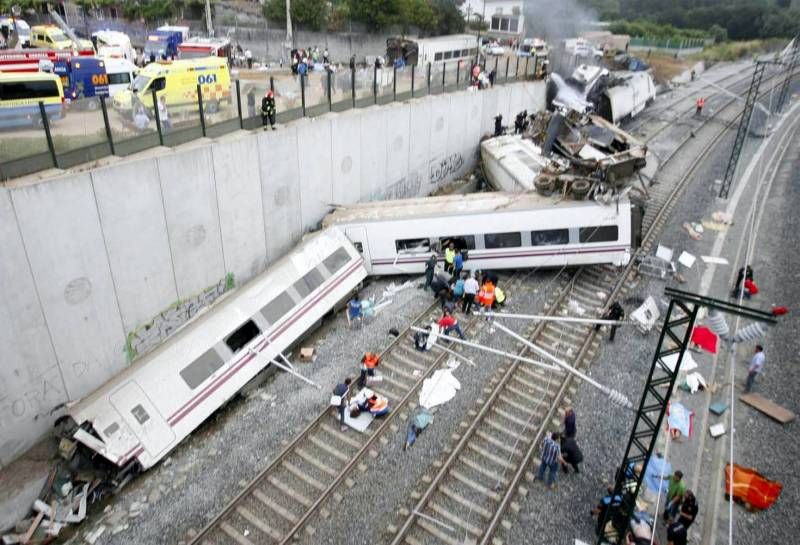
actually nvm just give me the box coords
[113,57,230,114]
[30,24,93,52]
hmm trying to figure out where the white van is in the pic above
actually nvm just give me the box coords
[92,30,134,61]
[104,57,138,97]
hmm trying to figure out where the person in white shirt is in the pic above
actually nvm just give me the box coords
[744,344,765,393]
[157,96,170,133]
[462,273,480,315]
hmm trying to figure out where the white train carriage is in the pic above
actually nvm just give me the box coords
[599,71,656,124]
[62,228,366,474]
[322,192,638,276]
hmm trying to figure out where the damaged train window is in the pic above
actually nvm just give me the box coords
[579,225,618,243]
[531,229,569,246]
[225,320,262,354]
[396,238,431,253]
[293,267,325,298]
[440,235,476,251]
[131,404,150,425]
[323,247,351,274]
[484,232,522,249]
[261,292,295,326]
[180,348,225,390]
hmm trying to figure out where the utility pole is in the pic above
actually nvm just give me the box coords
[285,0,293,62]
[204,0,214,37]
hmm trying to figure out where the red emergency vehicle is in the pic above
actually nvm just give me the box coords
[0,48,93,73]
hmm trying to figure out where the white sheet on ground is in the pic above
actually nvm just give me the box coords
[343,388,377,432]
[419,369,461,409]
[659,351,698,373]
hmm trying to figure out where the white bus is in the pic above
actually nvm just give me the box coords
[387,34,479,66]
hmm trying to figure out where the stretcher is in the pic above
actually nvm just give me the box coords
[724,463,782,511]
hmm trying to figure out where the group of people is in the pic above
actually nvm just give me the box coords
[661,470,698,545]
[535,406,584,489]
[291,46,331,76]
[332,351,392,432]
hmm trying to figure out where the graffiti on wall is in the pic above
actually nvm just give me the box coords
[124,273,235,362]
[368,172,424,201]
[429,153,464,185]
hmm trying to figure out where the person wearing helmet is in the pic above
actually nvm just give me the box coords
[261,89,276,130]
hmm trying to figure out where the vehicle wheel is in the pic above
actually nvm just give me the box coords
[534,175,555,194]
[205,100,219,114]
[571,178,592,198]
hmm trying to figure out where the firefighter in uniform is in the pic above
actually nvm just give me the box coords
[261,90,276,130]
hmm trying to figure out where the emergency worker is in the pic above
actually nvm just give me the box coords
[359,394,390,417]
[262,90,277,130]
[358,352,381,388]
[695,97,705,116]
[444,243,456,274]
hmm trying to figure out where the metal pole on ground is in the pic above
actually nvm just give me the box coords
[99,95,115,156]
[427,63,431,95]
[525,56,530,79]
[393,63,397,101]
[235,79,243,129]
[38,101,58,168]
[504,56,509,81]
[442,62,446,92]
[270,75,275,94]
[373,64,378,104]
[515,56,520,79]
[196,84,207,137]
[456,62,460,87]
[300,74,306,116]
[327,69,332,112]
[351,67,356,108]
[151,88,163,146]
[411,64,415,97]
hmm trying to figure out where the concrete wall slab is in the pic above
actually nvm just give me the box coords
[408,96,433,194]
[157,148,226,299]
[359,106,388,201]
[211,138,268,284]
[330,109,362,205]
[480,86,500,137]
[91,158,178,335]
[11,175,126,400]
[295,118,334,232]
[384,102,411,187]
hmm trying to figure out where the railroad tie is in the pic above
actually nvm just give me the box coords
[252,488,299,524]
[267,475,313,508]
[439,484,493,519]
[428,501,483,536]
[281,460,327,491]
[375,371,411,391]
[504,383,539,404]
[459,455,510,486]
[466,443,516,471]
[308,434,350,462]
[319,423,363,449]
[475,429,519,457]
[418,519,466,545]
[450,469,501,501]
[220,521,257,545]
[483,416,526,440]
[295,447,338,477]
[379,362,417,380]
[234,506,283,541]
[492,406,534,429]
[391,350,430,371]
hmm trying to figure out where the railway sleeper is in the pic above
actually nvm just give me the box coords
[234,505,283,541]
[542,324,587,344]
[571,283,609,302]
[449,468,502,501]
[466,443,516,471]
[375,370,412,391]
[492,405,537,429]
[391,350,431,371]
[428,501,483,537]
[267,475,313,508]
[252,488,299,524]
[510,373,557,397]
[439,484,494,519]
[309,434,353,462]
[417,518,467,545]
[281,459,328,491]
[460,454,511,486]
[483,416,529,441]
[295,447,338,478]
[220,520,258,545]
[475,429,521,457]
[378,362,418,381]
[504,383,542,404]
[319,422,363,449]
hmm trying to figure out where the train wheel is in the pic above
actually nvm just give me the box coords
[571,178,591,198]
[534,175,555,194]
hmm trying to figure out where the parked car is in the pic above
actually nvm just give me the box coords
[483,41,505,56]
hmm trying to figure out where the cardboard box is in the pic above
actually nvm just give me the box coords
[299,347,316,361]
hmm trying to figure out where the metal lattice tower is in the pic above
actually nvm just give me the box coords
[776,37,799,113]
[597,288,776,545]
[719,61,767,199]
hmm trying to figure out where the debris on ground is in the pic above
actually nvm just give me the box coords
[677,251,696,269]
[739,393,797,424]
[630,296,660,332]
[724,463,783,510]
[682,222,703,240]
[419,366,461,410]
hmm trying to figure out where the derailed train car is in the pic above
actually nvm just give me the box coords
[57,228,366,482]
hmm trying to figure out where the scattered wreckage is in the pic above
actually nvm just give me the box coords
[480,108,649,200]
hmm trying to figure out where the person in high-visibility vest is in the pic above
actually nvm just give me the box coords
[444,242,456,274]
[359,394,390,417]
[695,96,705,116]
[493,286,506,309]
[358,352,381,388]
[479,279,495,316]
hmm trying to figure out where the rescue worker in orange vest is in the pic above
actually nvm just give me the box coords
[479,279,496,317]
[359,394,390,417]
[358,352,381,388]
[695,97,705,116]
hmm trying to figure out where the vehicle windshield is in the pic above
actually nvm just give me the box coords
[50,30,68,42]
[131,74,150,93]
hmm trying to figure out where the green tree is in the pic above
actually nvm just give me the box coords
[709,23,727,43]
[429,0,465,35]
[347,0,402,31]
[263,0,329,31]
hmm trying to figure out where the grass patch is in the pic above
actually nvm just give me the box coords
[692,39,786,63]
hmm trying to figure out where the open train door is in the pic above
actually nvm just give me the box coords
[110,381,175,460]
[344,225,373,273]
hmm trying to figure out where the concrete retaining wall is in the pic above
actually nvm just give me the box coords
[0,81,544,467]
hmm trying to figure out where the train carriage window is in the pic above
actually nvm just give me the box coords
[484,232,522,249]
[531,228,570,246]
[396,238,431,253]
[261,291,295,325]
[434,52,443,61]
[322,247,351,274]
[131,404,150,425]
[440,235,476,251]
[225,320,262,354]
[103,422,120,437]
[444,51,452,60]
[180,348,225,390]
[579,225,619,243]
[293,268,325,298]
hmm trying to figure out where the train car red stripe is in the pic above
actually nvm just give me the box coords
[371,245,628,265]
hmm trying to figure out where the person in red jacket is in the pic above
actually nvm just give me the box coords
[438,311,465,340]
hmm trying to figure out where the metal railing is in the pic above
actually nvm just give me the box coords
[0,58,543,181]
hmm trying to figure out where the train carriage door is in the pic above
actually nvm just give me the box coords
[110,381,175,459]
[344,225,372,273]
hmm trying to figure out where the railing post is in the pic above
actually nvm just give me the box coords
[442,62,446,92]
[373,64,378,105]
[196,84,206,137]
[351,67,356,108]
[493,57,498,80]
[270,76,275,94]
[504,57,509,81]
[456,61,461,87]
[525,56,530,79]
[327,69,333,112]
[300,74,306,117]
[151,88,163,146]
[426,62,431,95]
[38,101,58,168]
[393,63,397,101]
[235,79,243,129]
[99,95,115,156]
[515,56,520,80]
[411,64,415,97]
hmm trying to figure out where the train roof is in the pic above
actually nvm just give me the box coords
[322,191,627,226]
[67,228,357,410]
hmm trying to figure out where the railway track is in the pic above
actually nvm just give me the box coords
[189,273,541,545]
[383,61,797,545]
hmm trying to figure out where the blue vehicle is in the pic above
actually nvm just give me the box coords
[53,56,109,109]
[144,30,183,61]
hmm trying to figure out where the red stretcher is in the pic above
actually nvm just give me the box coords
[724,463,783,510]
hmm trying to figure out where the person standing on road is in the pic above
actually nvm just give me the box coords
[560,434,583,474]
[744,344,765,393]
[245,48,253,69]
[663,470,686,522]
[536,432,565,490]
[332,378,352,432]
[462,273,479,315]
[695,96,705,116]
[424,253,437,291]
[157,96,170,133]
[261,90,276,130]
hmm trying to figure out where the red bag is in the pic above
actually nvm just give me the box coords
[744,279,759,295]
